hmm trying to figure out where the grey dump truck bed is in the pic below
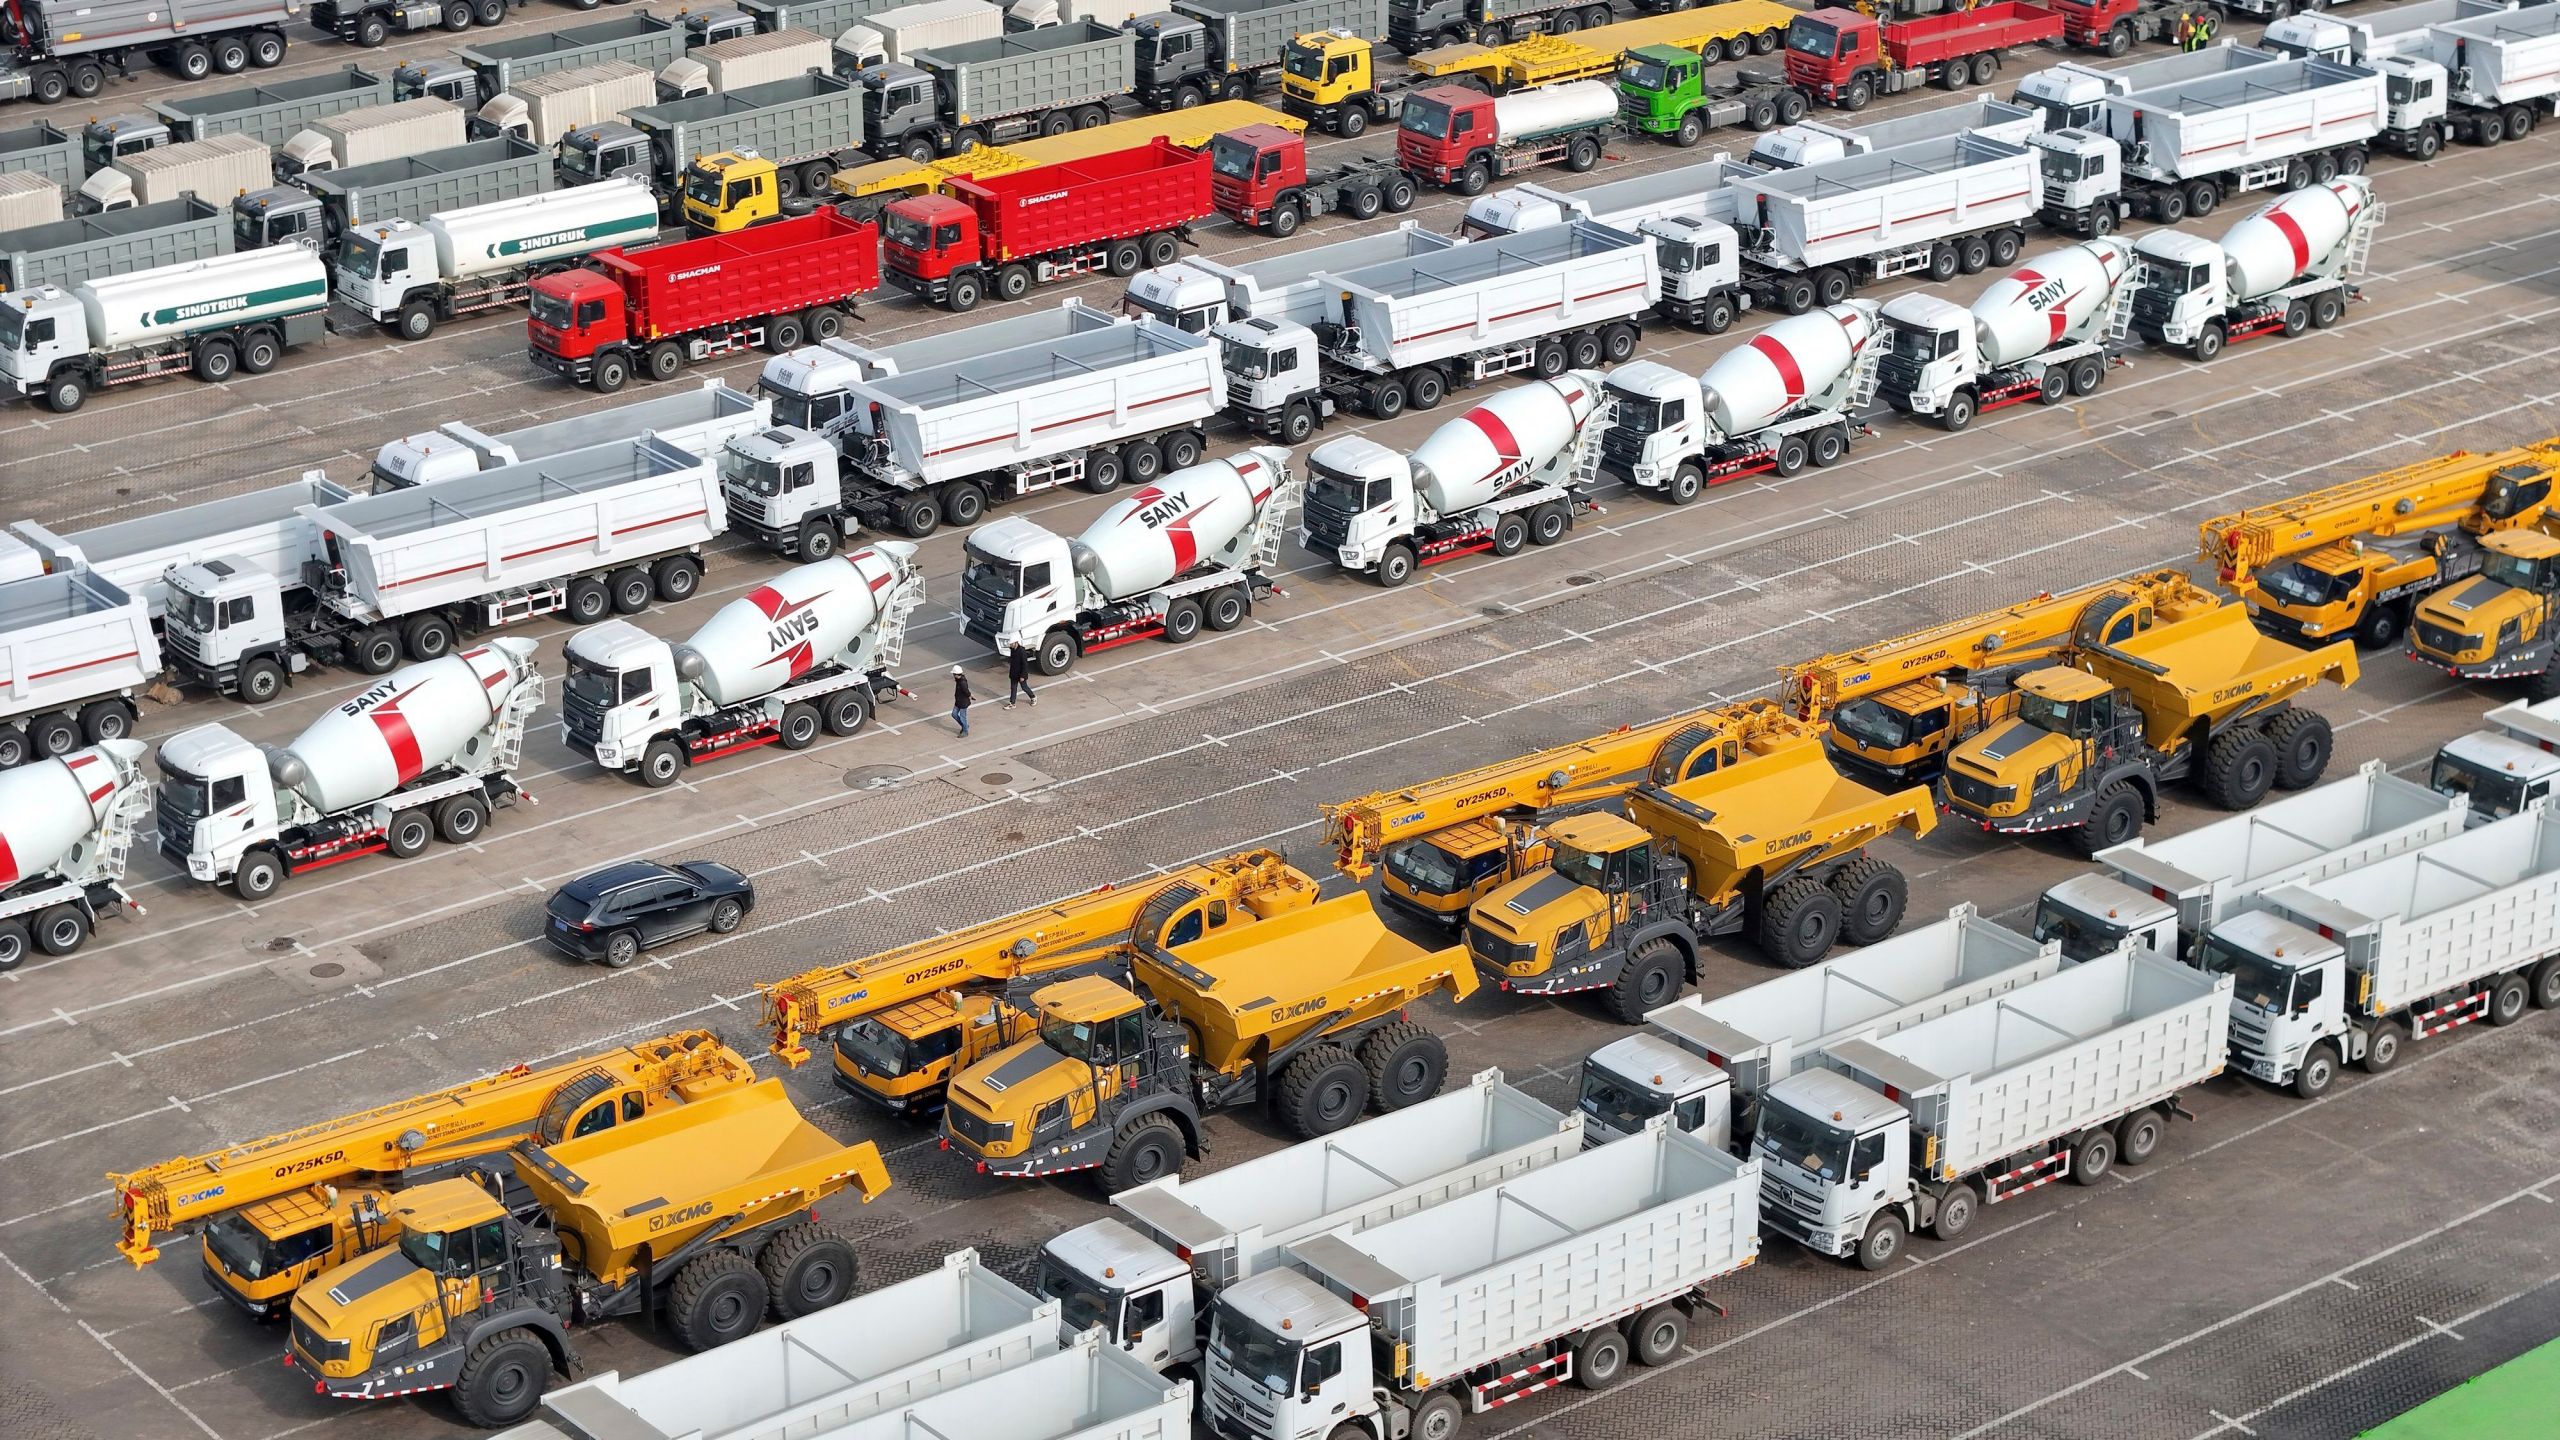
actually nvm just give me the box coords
[628,72,864,178]
[0,123,82,187]
[149,66,392,147]
[918,20,1136,123]
[1179,0,1385,68]
[302,136,551,232]
[4,0,300,62]
[0,194,228,293]
[743,0,875,35]
[461,13,692,102]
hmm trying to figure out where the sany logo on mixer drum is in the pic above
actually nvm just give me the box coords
[747,584,832,680]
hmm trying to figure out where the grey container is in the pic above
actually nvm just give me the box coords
[917,20,1135,126]
[627,72,865,182]
[743,0,878,36]
[459,11,692,103]
[1176,0,1384,72]
[0,122,84,186]
[149,66,392,148]
[9,0,302,61]
[302,135,551,235]
[0,195,230,293]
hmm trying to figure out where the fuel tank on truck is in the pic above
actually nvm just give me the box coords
[0,740,148,887]
[1070,448,1287,600]
[675,543,918,708]
[271,637,542,815]
[1970,238,2132,368]
[1409,370,1605,516]
[1699,302,1877,436]
[2222,176,2372,303]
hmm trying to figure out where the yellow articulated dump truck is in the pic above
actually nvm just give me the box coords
[108,1030,756,1318]
[1942,599,2360,855]
[286,1080,890,1428]
[1464,706,1938,1015]
[2405,449,2560,696]
[939,892,1475,1191]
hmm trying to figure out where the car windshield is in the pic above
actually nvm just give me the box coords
[2256,562,2355,609]
[2031,896,2127,963]
[529,287,574,329]
[1830,698,1915,751]
[2431,753,2530,820]
[203,1216,330,1282]
[340,238,380,282]
[1755,1101,1853,1180]
[963,546,1026,601]
[1211,1308,1302,1393]
[1888,325,1951,361]
[1209,135,1255,179]
[1578,1065,1670,1134]
[1786,18,1842,58]
[1400,99,1453,140]
[835,1017,913,1076]
[1035,1257,1121,1335]
[1547,838,1610,891]
[1307,463,1380,514]
[721,448,786,497]
[1383,839,1466,897]
[883,211,932,250]
[561,654,622,712]
[2198,935,2297,1013]
[2485,551,2545,591]
[1619,56,1672,92]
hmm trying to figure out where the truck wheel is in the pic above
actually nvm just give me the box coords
[451,1328,550,1429]
[1667,462,1706,505]
[1930,1182,1978,1240]
[941,482,987,527]
[1956,235,1990,275]
[2532,955,2560,1010]
[1773,434,1812,477]
[566,577,612,625]
[2078,782,2144,855]
[1532,339,1567,378]
[608,568,653,615]
[1277,1044,1369,1138]
[1569,331,1603,369]
[1841,78,1872,111]
[442,1,471,29]
[1338,106,1368,137]
[1696,294,1737,334]
[250,31,287,66]
[1776,274,1817,314]
[2117,1107,2167,1163]
[237,328,282,374]
[1456,159,1491,196]
[2293,1042,2338,1099]
[1038,631,1078,675]
[1601,322,1639,362]
[1530,503,1568,545]
[2203,730,2277,810]
[778,703,821,750]
[1384,174,1416,212]
[2069,356,2106,396]
[2344,601,2403,651]
[2105,21,2133,55]
[29,712,78,758]
[804,306,844,341]
[193,338,238,383]
[1144,232,1179,268]
[1367,377,1407,418]
[1605,938,1684,1024]
[767,312,805,352]
[2266,710,2332,790]
[32,905,90,957]
[2068,1128,2117,1185]
[2489,973,2531,1026]
[237,658,287,705]
[1406,366,1447,410]
[1941,391,1976,432]
[80,699,134,744]
[1105,240,1145,277]
[211,35,250,72]
[1814,268,1852,306]
[893,493,941,536]
[668,1252,768,1353]
[2413,126,2443,160]
[1161,598,1202,644]
[1126,439,1164,483]
[1490,513,1529,556]
[2310,292,2345,329]
[355,13,388,45]
[1573,1326,1630,1390]
[1163,428,1205,469]
[434,793,487,844]
[591,352,630,393]
[1760,877,1841,969]
[1085,448,1123,494]
[794,520,840,562]
[652,555,702,603]
[1564,134,1600,172]
[0,922,27,971]
[1988,228,2022,267]
[994,264,1032,301]
[756,1224,858,1321]
[28,66,66,105]
[2190,322,2224,363]
[1809,425,1849,466]
[639,741,684,787]
[474,0,505,22]
[2281,301,2310,339]
[1827,856,1907,946]
[1100,1114,1185,1193]
[1375,542,1417,588]
[1628,1304,1688,1368]
[1038,110,1075,137]
[384,811,432,859]
[823,688,871,736]
[0,726,23,768]
[234,850,286,901]
[1204,587,1246,630]
[172,41,213,79]
[1347,183,1382,220]
[1407,1392,1464,1440]
[645,342,684,381]
[351,628,401,675]
[1358,1022,1448,1110]
[1282,403,1317,444]
[2183,180,2218,219]
[900,133,937,163]
[403,612,454,660]
[1856,1212,1906,1271]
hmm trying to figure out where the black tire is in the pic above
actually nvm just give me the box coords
[1407,366,1447,410]
[0,922,27,972]
[352,628,401,676]
[1988,229,2023,267]
[384,811,432,859]
[1565,134,1600,172]
[1162,597,1202,644]
[942,482,988,527]
[1942,390,1977,433]
[1842,78,1871,111]
[1037,631,1078,676]
[1533,339,1567,378]
[995,264,1032,301]
[1277,1044,1369,1138]
[1698,294,1737,334]
[646,342,683,381]
[442,0,471,29]
[474,0,504,22]
[31,904,89,957]
[2312,292,2345,329]
[2488,974,2530,1026]
[2069,1128,2116,1185]
[1375,542,1417,588]
[2185,180,2218,218]
[2294,1042,2338,1099]
[1100,1114,1185,1193]
[1957,235,1990,275]
[1630,1304,1687,1366]
[778,702,821,751]
[173,40,212,79]
[2117,1108,2166,1165]
[1827,856,1907,946]
[195,338,238,383]
[669,1252,768,1353]
[1106,240,1145,277]
[29,712,77,759]
[1856,1212,1906,1271]
[2192,323,2224,362]
[823,688,871,737]
[756,1224,857,1320]
[2532,956,2560,1010]
[652,555,702,603]
[897,495,942,537]
[43,369,87,413]
[1777,274,1817,314]
[434,793,488,844]
[1162,429,1205,470]
[2078,782,2145,856]
[1491,513,1529,556]
[1810,425,1849,467]
[2203,730,2278,810]
[1339,106,1369,138]
[233,849,285,901]
[451,1328,550,1428]
[2359,1026,2401,1074]
[1928,243,1962,283]
[402,612,454,662]
[80,699,134,745]
[1368,378,1407,418]
[1815,268,1852,306]
[1676,112,1707,147]
[355,14,387,46]
[598,568,649,616]
[1384,174,1416,212]
[211,34,250,72]
[709,896,746,934]
[566,577,612,625]
[639,741,684,788]
[1530,504,1568,545]
[1266,200,1301,240]
[2282,301,2310,339]
[1601,322,1638,362]
[1127,438,1164,483]
[249,31,287,67]
[1774,434,1811,477]
[2267,710,2332,790]
[946,273,983,312]
[1086,448,1123,494]
[1574,1327,1630,1390]
[1358,1022,1448,1111]
[1930,1182,1977,1240]
[807,307,844,341]
[1569,331,1603,369]
[1283,403,1318,445]
[2106,21,2133,55]
[603,928,642,970]
[1606,937,1684,1023]
[591,352,630,394]
[390,298,437,341]
[237,657,288,705]
[28,66,65,105]
[1458,160,1491,196]
[2154,188,2187,225]
[1204,587,1246,630]
[2070,356,2105,396]
[768,313,805,352]
[796,519,841,562]
[1760,877,1841,968]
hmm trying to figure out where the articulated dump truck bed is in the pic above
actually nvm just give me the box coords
[1626,741,1936,902]
[2100,602,2359,747]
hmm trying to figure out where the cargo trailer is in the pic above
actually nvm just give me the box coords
[1121,221,1446,335]
[74,134,271,216]
[866,19,1137,159]
[1457,154,1762,332]
[149,65,392,148]
[2010,43,2282,133]
[1783,1,2064,110]
[836,0,1008,72]
[658,28,835,102]
[0,0,299,109]
[374,379,769,489]
[1750,94,2045,169]
[804,1332,1187,1440]
[1389,0,1619,52]
[271,97,467,183]
[567,70,867,202]
[0,172,57,230]
[335,178,661,339]
[456,11,703,107]
[882,137,1209,310]
[310,0,520,51]
[239,135,552,249]
[743,0,877,35]
[472,62,659,147]
[0,121,80,186]
[8,471,351,629]
[2098,55,2395,221]
[0,244,328,412]
[0,194,230,293]
[0,567,158,770]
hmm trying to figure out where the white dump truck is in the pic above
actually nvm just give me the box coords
[1874,236,2135,431]
[1033,1070,1584,1376]
[2206,805,2560,1099]
[1578,903,2064,1149]
[492,1249,1061,1440]
[2424,3,2560,150]
[0,244,329,413]
[273,98,467,184]
[2097,53,2406,223]
[959,447,1299,675]
[1203,1121,1760,1440]
[157,436,725,697]
[0,568,159,769]
[472,62,659,147]
[73,133,271,214]
[156,638,544,898]
[5,471,351,628]
[1757,948,2229,1269]
[2010,43,2284,133]
[2430,696,2560,824]
[811,1331,1187,1440]
[1455,158,1760,335]
[373,379,769,489]
[1301,370,1608,588]
[0,738,151,968]
[2263,0,2516,68]
[2032,760,2471,965]
[334,179,661,339]
[2127,175,2382,361]
[1123,222,1444,338]
[562,543,923,786]
[1595,300,1881,504]
[1750,95,2045,169]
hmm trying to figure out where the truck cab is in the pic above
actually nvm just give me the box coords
[1576,1032,1734,1147]
[1206,125,1311,232]
[2029,872,2180,962]
[879,192,981,302]
[1750,120,1866,168]
[2127,228,2226,346]
[2010,61,2117,131]
[2409,529,2560,684]
[2026,128,2121,224]
[232,187,326,250]
[2430,699,2560,824]
[559,619,689,774]
[1875,292,1982,416]
[1122,262,1231,333]
[527,267,630,381]
[834,991,1035,1115]
[941,973,1193,1180]
[758,340,875,438]
[2375,55,2450,139]
[960,515,1079,657]
[152,721,291,883]
[1463,812,1695,1007]
[1597,360,1707,493]
[2196,908,2348,1088]
[1034,1219,1198,1371]
[81,115,168,177]
[1781,7,1877,105]
[393,58,482,106]
[1213,315,1323,438]
[1279,29,1389,134]
[334,218,436,320]
[1394,85,1492,186]
[272,127,344,183]
[1750,1067,1914,1263]
[1129,11,1219,108]
[1201,1269,1373,1440]
[0,288,92,398]
[854,63,948,160]
[682,149,793,233]
[715,423,846,555]
[1301,434,1420,570]
[159,556,299,697]
[1941,667,2129,829]
[557,122,656,188]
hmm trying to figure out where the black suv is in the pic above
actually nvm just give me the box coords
[545,860,755,968]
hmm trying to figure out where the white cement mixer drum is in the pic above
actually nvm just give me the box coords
[1699,303,1875,436]
[2223,177,2370,303]
[1409,371,1603,516]
[0,742,142,886]
[1071,451,1280,598]
[678,547,908,708]
[274,638,539,814]
[1970,238,2131,368]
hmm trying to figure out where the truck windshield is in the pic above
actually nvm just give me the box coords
[1578,1065,1670,1134]
[529,287,574,330]
[558,139,596,181]
[1830,698,1916,751]
[204,1215,332,1283]
[683,167,724,210]
[1039,1015,1102,1063]
[962,547,1027,602]
[720,449,787,497]
[1547,838,1613,892]
[1383,839,1465,898]
[171,589,219,635]
[1786,19,1844,58]
[1603,383,1677,436]
[1618,56,1673,92]
[835,1017,916,1077]
[1283,45,1324,82]
[561,654,628,712]
[1208,134,1256,180]
[2030,896,2126,964]
[1306,463,1382,514]
[0,306,21,351]
[1399,98,1453,140]
[2431,752,2530,820]
[1755,1101,1853,1180]
[2016,690,2077,737]
[2484,551,2548,592]
[1227,342,1287,379]
[2197,935,2298,1014]
[340,238,381,282]
[1886,326,1952,362]
[1034,1256,1122,1335]
[1211,1308,1303,1394]
[396,1226,451,1274]
[2255,562,2354,609]
[156,760,216,822]
[882,210,932,251]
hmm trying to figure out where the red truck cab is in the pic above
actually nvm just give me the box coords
[1395,85,1492,185]
[1207,124,1312,229]
[1782,7,1878,102]
[881,194,979,294]
[527,269,631,379]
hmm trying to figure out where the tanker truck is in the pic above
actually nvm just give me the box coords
[1394,80,1619,196]
[0,245,329,413]
[333,179,662,340]
[562,544,925,787]
[1874,237,2134,431]
[0,739,151,969]
[1301,371,1608,588]
[155,638,545,900]
[2127,176,2382,362]
[960,447,1300,675]
[1595,302,1882,504]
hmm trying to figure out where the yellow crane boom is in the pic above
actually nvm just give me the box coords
[2200,445,2560,588]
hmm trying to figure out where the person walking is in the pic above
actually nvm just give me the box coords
[1007,643,1037,707]
[950,664,973,737]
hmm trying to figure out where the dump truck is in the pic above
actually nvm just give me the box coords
[1201,122,1416,237]
[1387,0,1625,51]
[241,135,553,249]
[471,61,659,147]
[454,11,705,108]
[2128,175,2382,362]
[737,0,876,35]
[1466,705,1938,1008]
[2046,0,2208,57]
[1,243,328,413]
[0,568,157,769]
[1037,1070,1581,1375]
[2030,760,2472,968]
[2431,697,2560,825]
[0,0,299,109]
[74,132,271,214]
[158,437,724,702]
[1873,236,2134,431]
[1745,93,2037,169]
[0,737,149,968]
[2008,41,2279,133]
[836,0,1007,72]
[861,19,1137,160]
[1121,218,1439,335]
[1204,1120,1760,1440]
[312,0,517,50]
[2422,3,2560,149]
[527,207,878,391]
[1454,155,1761,332]
[563,543,925,784]
[2207,806,2560,1100]
[881,136,1209,311]
[1578,903,2062,1148]
[2265,0,2517,69]
[658,27,834,103]
[491,1249,1060,1440]
[6,470,347,625]
[0,119,80,185]
[373,378,768,489]
[334,179,661,340]
[1782,1,2065,110]
[1757,947,2229,1269]
[108,1029,756,1310]
[2098,54,2400,222]
[286,1079,891,1428]
[705,1332,1184,1440]
[574,70,866,211]
[149,64,392,147]
[960,446,1299,674]
[1395,79,1618,194]
[1596,300,1882,501]
[2203,442,2560,652]
[940,891,1476,1188]
[271,97,468,183]
[1126,0,1380,109]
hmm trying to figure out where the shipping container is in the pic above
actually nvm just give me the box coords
[275,97,468,182]
[472,62,660,146]
[658,28,835,102]
[838,0,1008,70]
[602,71,867,196]
[0,173,58,231]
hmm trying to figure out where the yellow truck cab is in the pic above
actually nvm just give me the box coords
[1279,30,1385,135]
[833,992,1036,1117]
[2410,529,2560,699]
[682,150,784,233]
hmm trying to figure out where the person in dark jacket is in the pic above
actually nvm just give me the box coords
[950,665,972,737]
[1007,644,1036,707]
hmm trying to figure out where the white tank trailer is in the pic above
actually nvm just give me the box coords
[0,569,159,770]
[335,179,661,339]
[0,244,330,413]
[0,738,152,969]
[375,380,769,490]
[1597,300,1882,501]
[562,544,924,786]
[155,638,546,898]
[2128,175,2381,360]
[959,446,1300,675]
[74,133,271,215]
[1874,237,2135,430]
[471,62,659,147]
[274,99,468,184]
[659,30,834,103]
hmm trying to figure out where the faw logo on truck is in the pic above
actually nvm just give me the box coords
[493,212,656,259]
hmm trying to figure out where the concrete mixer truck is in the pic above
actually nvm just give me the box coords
[2127,176,2382,362]
[0,739,150,969]
[960,447,1301,675]
[562,544,925,787]
[1594,301,1881,505]
[1874,237,2134,431]
[1302,372,1608,588]
[155,638,546,900]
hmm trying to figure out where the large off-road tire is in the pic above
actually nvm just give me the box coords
[1827,856,1906,947]
[1604,936,1684,1024]
[1760,877,1842,969]
[756,1223,858,1320]
[1276,1044,1368,1138]
[2203,729,2278,810]
[668,1251,768,1353]
[451,1328,551,1428]
[2077,781,2144,856]
[2266,709,2333,790]
[1358,1022,1448,1111]
[1100,1113,1184,1193]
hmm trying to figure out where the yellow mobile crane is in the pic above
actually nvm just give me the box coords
[2202,442,2560,651]
[2408,444,2560,698]
[109,1031,756,1318]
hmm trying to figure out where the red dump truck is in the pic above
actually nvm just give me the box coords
[880,138,1212,313]
[1783,2,2064,110]
[529,207,880,392]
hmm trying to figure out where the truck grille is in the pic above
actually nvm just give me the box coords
[1598,427,1650,469]
[1875,354,1929,393]
[957,586,1008,635]
[944,1105,1010,1148]
[290,1314,348,1365]
[1301,493,1361,550]
[559,699,605,750]
[155,808,194,858]
[2412,620,2471,657]
[1945,772,2015,808]
[1617,95,1654,127]
[1468,927,1533,966]
[2129,289,2179,328]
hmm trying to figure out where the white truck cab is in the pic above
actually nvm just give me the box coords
[716,424,850,556]
[1034,1219,1198,1373]
[2431,697,2560,823]
[152,724,290,884]
[1121,262,1230,333]
[2199,907,2347,1088]
[2029,872,2180,963]
[158,556,302,697]
[2128,229,2228,347]
[1200,1269,1370,1440]
[1575,1030,1734,1148]
[558,621,679,774]
[756,340,881,440]
[960,515,1077,657]
[1301,434,1420,573]
[332,218,432,320]
[2375,55,2452,137]
[1750,1067,1914,1263]
[2011,61,2120,132]
[1593,359,1701,492]
[0,288,88,395]
[2026,128,2123,224]
[1211,315,1322,436]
